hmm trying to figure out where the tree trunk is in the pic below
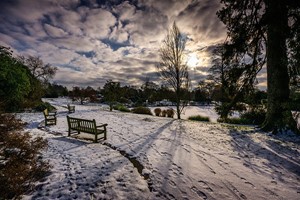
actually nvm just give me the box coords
[176,101,181,119]
[262,0,298,133]
[176,73,181,119]
[109,102,113,111]
[176,92,181,119]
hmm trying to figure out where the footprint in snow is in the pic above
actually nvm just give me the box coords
[198,180,213,192]
[168,179,176,187]
[191,186,207,199]
[244,181,255,188]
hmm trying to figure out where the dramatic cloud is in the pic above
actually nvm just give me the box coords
[0,0,227,88]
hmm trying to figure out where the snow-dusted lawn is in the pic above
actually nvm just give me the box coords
[149,105,220,122]
[19,98,300,200]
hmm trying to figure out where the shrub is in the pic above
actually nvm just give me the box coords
[34,101,55,112]
[119,105,130,112]
[131,107,152,115]
[240,109,266,125]
[113,103,121,110]
[224,117,250,124]
[113,104,130,112]
[154,108,162,116]
[161,110,167,117]
[217,108,266,125]
[166,109,174,118]
[0,114,49,199]
[188,115,210,122]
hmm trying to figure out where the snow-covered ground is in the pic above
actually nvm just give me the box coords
[149,106,220,122]
[18,98,300,200]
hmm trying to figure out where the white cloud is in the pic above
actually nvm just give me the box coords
[113,1,136,21]
[83,8,117,39]
[44,24,69,38]
[56,9,84,36]
[0,0,238,88]
[109,24,129,43]
[138,0,192,20]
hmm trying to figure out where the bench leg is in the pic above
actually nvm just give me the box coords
[104,126,107,140]
[94,134,98,143]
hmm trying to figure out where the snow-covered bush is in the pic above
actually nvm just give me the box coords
[0,114,49,199]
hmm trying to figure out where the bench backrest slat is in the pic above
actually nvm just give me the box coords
[67,116,96,131]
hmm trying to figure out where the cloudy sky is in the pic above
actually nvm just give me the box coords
[0,0,233,89]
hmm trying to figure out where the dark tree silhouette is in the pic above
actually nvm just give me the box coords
[102,80,122,111]
[217,0,300,133]
[19,56,57,83]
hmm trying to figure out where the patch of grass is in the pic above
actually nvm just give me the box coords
[225,117,250,124]
[221,123,255,131]
[188,115,210,122]
[119,106,130,112]
[131,107,152,115]
[240,109,266,125]
[218,109,266,125]
[113,104,130,112]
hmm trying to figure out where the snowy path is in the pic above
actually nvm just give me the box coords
[28,133,149,199]
[20,98,300,200]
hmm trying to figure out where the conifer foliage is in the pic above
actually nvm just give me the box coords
[216,0,300,133]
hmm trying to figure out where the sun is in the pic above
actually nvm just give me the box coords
[187,54,199,68]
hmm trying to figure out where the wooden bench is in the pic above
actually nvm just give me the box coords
[43,109,57,126]
[67,116,107,143]
[67,104,75,113]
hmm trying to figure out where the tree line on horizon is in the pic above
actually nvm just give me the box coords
[0,44,274,115]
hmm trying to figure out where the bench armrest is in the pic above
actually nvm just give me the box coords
[96,124,108,128]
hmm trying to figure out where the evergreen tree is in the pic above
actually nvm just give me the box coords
[0,46,31,111]
[102,80,122,111]
[216,0,300,133]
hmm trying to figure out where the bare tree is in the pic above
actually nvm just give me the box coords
[20,56,57,83]
[157,22,189,119]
